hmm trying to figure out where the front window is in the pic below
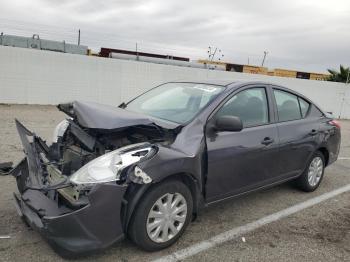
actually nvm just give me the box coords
[216,87,269,128]
[125,83,224,124]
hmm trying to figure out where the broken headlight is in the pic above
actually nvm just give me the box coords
[69,145,155,185]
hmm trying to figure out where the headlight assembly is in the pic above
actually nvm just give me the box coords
[52,119,70,143]
[69,145,155,185]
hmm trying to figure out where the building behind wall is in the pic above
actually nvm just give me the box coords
[0,33,88,55]
[0,33,331,81]
[197,60,330,81]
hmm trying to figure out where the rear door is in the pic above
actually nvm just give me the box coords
[205,85,280,202]
[271,87,320,177]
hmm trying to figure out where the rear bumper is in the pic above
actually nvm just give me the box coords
[327,127,341,166]
[11,120,127,257]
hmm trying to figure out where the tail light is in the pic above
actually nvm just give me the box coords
[329,120,341,129]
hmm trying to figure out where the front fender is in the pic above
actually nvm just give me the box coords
[138,145,204,190]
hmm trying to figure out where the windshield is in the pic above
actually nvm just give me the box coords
[125,82,224,124]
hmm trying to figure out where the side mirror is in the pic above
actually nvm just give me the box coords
[215,115,243,132]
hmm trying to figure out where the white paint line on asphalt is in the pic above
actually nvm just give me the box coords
[153,184,350,262]
[338,157,350,160]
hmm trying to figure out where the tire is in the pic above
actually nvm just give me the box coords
[296,151,325,192]
[128,179,193,251]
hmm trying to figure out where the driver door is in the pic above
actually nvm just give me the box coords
[205,86,280,202]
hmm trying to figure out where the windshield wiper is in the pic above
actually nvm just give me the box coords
[118,102,127,109]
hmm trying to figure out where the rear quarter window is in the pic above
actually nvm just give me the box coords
[298,97,310,118]
[308,104,324,118]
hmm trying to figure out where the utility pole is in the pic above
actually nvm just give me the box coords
[136,42,139,60]
[78,29,81,45]
[261,51,268,66]
[338,92,346,119]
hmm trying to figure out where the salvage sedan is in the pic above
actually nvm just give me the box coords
[3,80,341,257]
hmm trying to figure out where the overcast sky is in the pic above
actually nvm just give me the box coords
[1,0,349,73]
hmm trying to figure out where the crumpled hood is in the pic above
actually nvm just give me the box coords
[58,101,154,130]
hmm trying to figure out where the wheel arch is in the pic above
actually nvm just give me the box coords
[317,147,329,166]
[122,172,202,232]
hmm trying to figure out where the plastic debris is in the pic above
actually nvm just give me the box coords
[0,235,11,239]
[242,237,246,243]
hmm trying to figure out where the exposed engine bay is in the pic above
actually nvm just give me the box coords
[50,119,168,177]
[19,101,178,210]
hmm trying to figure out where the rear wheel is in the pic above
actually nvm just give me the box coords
[128,180,193,251]
[296,151,325,192]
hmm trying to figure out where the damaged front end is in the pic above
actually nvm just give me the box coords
[7,102,172,257]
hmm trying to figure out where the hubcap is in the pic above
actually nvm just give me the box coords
[146,193,187,243]
[308,156,323,187]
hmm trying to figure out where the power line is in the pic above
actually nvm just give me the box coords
[1,18,307,69]
[1,21,207,56]
[0,18,272,63]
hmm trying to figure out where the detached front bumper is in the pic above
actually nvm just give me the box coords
[10,120,127,257]
[13,183,126,257]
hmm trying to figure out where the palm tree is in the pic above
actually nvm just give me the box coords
[327,65,350,83]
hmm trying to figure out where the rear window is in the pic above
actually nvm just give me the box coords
[274,90,301,122]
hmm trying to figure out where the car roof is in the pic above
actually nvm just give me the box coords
[169,80,317,103]
[170,79,277,87]
[170,79,306,93]
[170,79,237,86]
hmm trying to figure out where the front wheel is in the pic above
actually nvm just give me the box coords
[128,180,193,251]
[296,151,325,192]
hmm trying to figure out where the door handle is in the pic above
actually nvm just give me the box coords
[309,129,317,136]
[261,137,274,146]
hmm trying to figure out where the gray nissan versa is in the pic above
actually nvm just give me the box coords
[3,80,341,257]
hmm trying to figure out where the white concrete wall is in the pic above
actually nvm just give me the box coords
[0,45,349,119]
